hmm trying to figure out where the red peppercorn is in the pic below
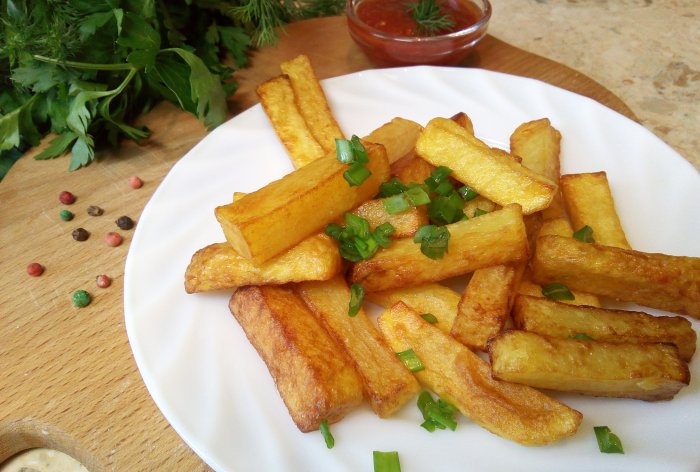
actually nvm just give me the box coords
[128,176,143,189]
[27,262,45,277]
[96,274,112,288]
[104,232,123,247]
[59,191,76,205]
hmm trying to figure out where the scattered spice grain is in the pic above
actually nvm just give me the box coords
[128,176,143,189]
[87,205,104,216]
[96,274,112,288]
[115,215,135,230]
[59,209,74,221]
[26,262,45,277]
[72,228,90,241]
[104,232,123,247]
[72,289,91,308]
[59,191,76,204]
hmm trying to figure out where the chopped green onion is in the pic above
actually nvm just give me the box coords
[458,185,479,201]
[413,225,450,259]
[379,177,408,197]
[374,222,395,248]
[335,138,354,163]
[325,214,395,262]
[428,192,465,225]
[344,162,371,186]
[424,166,452,192]
[396,348,424,372]
[542,283,575,301]
[349,283,365,316]
[472,207,488,217]
[573,225,595,243]
[373,451,401,472]
[417,391,457,432]
[405,184,431,206]
[571,332,595,341]
[594,426,624,454]
[384,194,411,214]
[319,419,335,449]
[345,213,371,239]
[350,135,369,163]
[420,313,439,324]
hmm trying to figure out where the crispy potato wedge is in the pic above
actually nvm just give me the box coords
[415,118,558,214]
[560,172,631,249]
[512,294,697,361]
[510,118,564,220]
[257,74,325,168]
[377,302,582,446]
[280,54,344,154]
[366,283,460,333]
[351,198,428,238]
[489,330,690,401]
[184,234,342,293]
[363,117,423,164]
[297,276,421,417]
[451,265,518,351]
[532,235,700,318]
[390,150,436,184]
[350,204,529,292]
[450,111,475,135]
[229,285,363,432]
[215,141,390,264]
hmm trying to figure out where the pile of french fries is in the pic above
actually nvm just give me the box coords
[185,55,699,446]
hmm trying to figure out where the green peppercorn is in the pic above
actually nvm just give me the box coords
[59,210,74,221]
[72,289,91,308]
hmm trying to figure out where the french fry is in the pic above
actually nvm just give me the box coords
[377,302,582,446]
[297,275,421,417]
[510,118,564,220]
[351,198,428,238]
[489,330,690,401]
[560,172,631,249]
[415,118,558,214]
[257,75,325,168]
[350,204,529,292]
[184,234,342,293]
[532,234,700,318]
[365,283,460,333]
[215,140,390,264]
[280,54,344,154]
[390,150,436,183]
[512,294,697,361]
[363,117,423,164]
[451,264,518,351]
[229,285,364,432]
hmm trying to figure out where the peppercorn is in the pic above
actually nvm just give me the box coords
[104,231,123,247]
[96,274,112,288]
[87,205,104,216]
[72,228,90,241]
[59,209,74,221]
[128,175,143,189]
[72,289,91,308]
[115,215,135,230]
[27,262,45,277]
[59,190,76,204]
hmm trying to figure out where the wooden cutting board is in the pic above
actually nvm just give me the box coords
[0,16,635,472]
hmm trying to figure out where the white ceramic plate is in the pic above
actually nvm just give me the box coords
[124,66,700,472]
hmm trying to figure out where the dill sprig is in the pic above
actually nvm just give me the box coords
[408,0,455,36]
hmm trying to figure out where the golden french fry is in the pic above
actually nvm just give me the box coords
[510,118,564,220]
[532,234,700,318]
[560,172,631,249]
[297,276,421,417]
[377,302,582,446]
[450,111,475,135]
[390,150,436,184]
[512,294,697,361]
[184,234,342,293]
[257,75,325,168]
[489,330,690,401]
[365,283,460,333]
[215,141,390,264]
[415,118,558,214]
[229,285,363,432]
[363,117,423,164]
[350,204,529,292]
[351,198,428,238]
[280,54,344,154]
[451,265,518,351]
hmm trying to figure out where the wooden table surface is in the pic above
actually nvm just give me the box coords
[0,15,636,472]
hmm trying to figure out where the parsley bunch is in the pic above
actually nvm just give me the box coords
[0,0,344,177]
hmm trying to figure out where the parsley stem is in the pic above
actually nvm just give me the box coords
[32,55,136,71]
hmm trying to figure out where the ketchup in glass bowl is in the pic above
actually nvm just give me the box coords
[346,0,491,66]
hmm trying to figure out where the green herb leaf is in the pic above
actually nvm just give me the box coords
[373,451,401,472]
[573,225,595,243]
[594,426,624,454]
[408,0,454,36]
[319,419,335,449]
[420,313,439,324]
[413,224,450,259]
[417,391,457,431]
[349,283,365,317]
[542,283,575,301]
[397,348,424,372]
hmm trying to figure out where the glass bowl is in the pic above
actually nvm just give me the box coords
[346,0,492,67]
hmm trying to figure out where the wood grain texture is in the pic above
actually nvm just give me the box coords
[0,16,634,471]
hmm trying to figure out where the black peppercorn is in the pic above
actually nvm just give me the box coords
[115,215,135,230]
[87,205,104,216]
[72,228,90,241]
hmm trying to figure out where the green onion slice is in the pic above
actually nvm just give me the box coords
[336,135,371,186]
[319,419,335,449]
[379,177,408,197]
[344,162,371,186]
[420,313,439,324]
[571,332,595,341]
[396,348,424,372]
[417,391,457,431]
[458,185,479,201]
[542,282,575,301]
[348,283,365,317]
[384,194,410,214]
[413,224,450,259]
[472,207,488,217]
[573,225,595,243]
[373,451,401,472]
[335,138,353,163]
[428,192,465,225]
[594,426,624,454]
